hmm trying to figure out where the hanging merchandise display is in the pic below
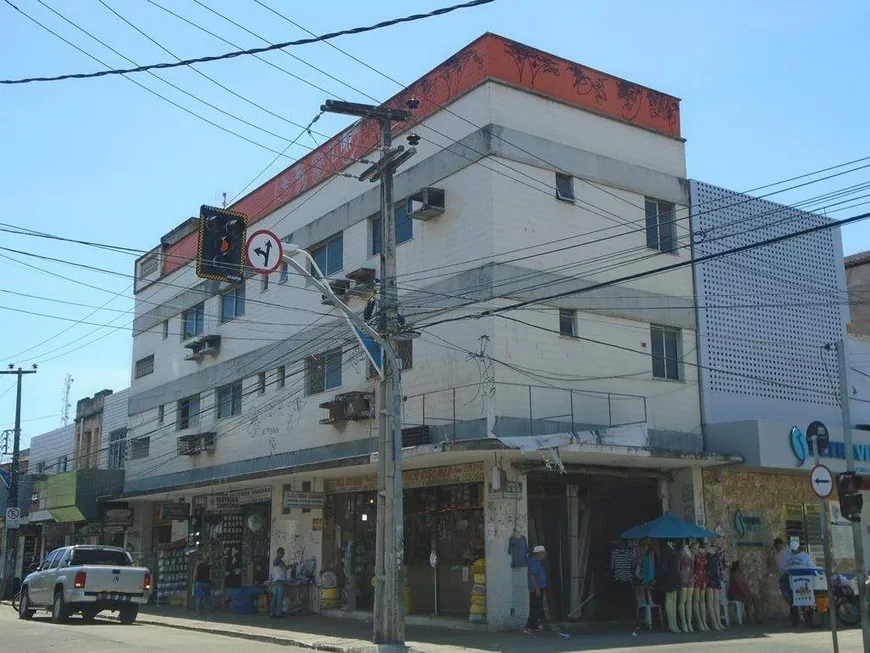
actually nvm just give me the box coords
[156,541,188,606]
[469,558,487,623]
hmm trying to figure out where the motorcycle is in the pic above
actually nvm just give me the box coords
[787,566,828,628]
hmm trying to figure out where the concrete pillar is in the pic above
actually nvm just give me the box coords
[483,458,528,631]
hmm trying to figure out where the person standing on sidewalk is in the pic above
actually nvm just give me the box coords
[194,556,212,614]
[524,545,548,635]
[269,547,288,618]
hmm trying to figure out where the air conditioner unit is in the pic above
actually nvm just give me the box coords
[318,391,374,424]
[401,426,432,448]
[183,334,221,362]
[177,432,216,456]
[408,187,445,221]
[321,279,351,305]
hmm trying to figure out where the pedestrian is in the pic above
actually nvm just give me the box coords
[524,545,548,636]
[763,537,788,620]
[194,556,212,614]
[269,547,288,618]
[728,561,763,624]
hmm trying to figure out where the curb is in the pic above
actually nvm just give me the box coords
[113,614,361,652]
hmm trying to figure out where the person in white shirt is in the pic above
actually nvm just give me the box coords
[269,547,288,618]
[780,540,815,626]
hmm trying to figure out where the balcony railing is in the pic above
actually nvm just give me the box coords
[401,382,647,444]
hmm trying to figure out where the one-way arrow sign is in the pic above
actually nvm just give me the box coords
[810,463,834,498]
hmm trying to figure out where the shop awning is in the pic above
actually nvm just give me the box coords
[48,506,86,523]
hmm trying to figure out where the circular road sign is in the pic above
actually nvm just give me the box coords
[245,229,283,275]
[807,420,830,455]
[810,464,834,499]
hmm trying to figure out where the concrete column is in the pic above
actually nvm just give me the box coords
[483,458,528,631]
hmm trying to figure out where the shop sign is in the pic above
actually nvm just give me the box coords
[206,494,240,514]
[325,462,485,494]
[102,507,134,527]
[490,481,522,496]
[282,489,325,511]
[227,486,272,505]
[791,425,870,468]
[734,508,766,547]
[160,502,192,521]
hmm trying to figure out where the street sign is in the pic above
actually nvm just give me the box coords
[245,229,283,275]
[811,464,835,498]
[807,420,830,455]
[5,506,20,529]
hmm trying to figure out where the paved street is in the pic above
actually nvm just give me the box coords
[0,607,308,653]
[2,605,869,653]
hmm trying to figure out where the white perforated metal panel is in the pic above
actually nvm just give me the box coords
[690,180,847,418]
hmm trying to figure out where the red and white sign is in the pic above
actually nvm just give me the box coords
[810,463,834,498]
[245,229,283,274]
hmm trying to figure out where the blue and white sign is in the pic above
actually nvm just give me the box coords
[791,426,808,467]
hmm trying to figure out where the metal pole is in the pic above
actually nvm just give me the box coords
[1,365,36,598]
[836,340,870,652]
[811,436,839,653]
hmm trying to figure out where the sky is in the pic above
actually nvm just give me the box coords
[0,0,868,451]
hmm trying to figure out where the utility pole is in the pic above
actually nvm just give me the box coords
[1,364,36,599]
[834,340,870,652]
[322,98,415,650]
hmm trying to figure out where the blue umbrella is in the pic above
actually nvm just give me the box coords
[621,514,719,540]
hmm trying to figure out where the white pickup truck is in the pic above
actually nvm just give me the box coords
[18,545,151,624]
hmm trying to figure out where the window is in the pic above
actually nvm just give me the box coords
[35,462,45,475]
[157,404,165,426]
[645,198,677,253]
[130,437,150,460]
[182,303,205,340]
[559,309,577,337]
[785,503,823,557]
[372,203,413,255]
[221,286,246,322]
[367,340,413,379]
[277,366,286,389]
[651,325,681,381]
[261,274,269,293]
[71,548,131,567]
[279,262,289,283]
[555,173,575,202]
[176,394,201,430]
[306,348,343,395]
[43,550,61,570]
[217,381,243,418]
[311,234,343,278]
[162,319,169,339]
[56,456,68,473]
[258,372,266,395]
[108,429,127,469]
[135,355,155,379]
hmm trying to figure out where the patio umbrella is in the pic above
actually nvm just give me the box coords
[621,514,719,540]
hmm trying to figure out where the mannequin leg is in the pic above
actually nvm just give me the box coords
[706,588,721,630]
[683,588,695,632]
[712,588,725,629]
[677,588,688,632]
[691,590,703,631]
[695,587,709,631]
[666,591,679,632]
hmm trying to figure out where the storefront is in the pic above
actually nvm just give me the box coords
[525,470,664,623]
[322,462,486,618]
[706,419,870,617]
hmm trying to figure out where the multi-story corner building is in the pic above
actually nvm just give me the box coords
[691,181,870,613]
[121,34,734,628]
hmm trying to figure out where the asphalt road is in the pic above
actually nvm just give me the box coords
[0,607,309,653]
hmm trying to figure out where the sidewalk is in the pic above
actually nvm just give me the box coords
[120,604,786,653]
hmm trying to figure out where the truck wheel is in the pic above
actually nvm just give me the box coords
[118,605,138,625]
[18,588,35,620]
[51,590,69,624]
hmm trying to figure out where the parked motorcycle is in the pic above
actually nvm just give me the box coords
[833,575,862,627]
[787,566,827,628]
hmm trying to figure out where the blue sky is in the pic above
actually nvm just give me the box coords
[0,0,868,450]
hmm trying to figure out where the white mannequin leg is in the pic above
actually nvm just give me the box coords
[705,588,721,631]
[666,591,679,632]
[695,586,709,631]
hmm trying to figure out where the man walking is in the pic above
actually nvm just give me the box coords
[269,547,288,618]
[193,556,212,614]
[524,545,548,635]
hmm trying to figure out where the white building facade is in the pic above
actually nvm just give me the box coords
[121,34,731,628]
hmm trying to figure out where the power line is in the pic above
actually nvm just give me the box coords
[0,0,496,85]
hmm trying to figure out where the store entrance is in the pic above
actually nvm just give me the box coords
[527,472,662,622]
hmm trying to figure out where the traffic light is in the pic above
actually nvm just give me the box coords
[837,472,865,522]
[196,205,247,283]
